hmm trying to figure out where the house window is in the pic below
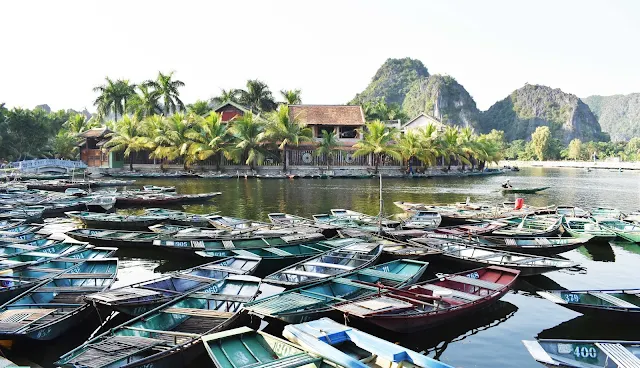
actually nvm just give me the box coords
[339,126,359,139]
[316,125,337,138]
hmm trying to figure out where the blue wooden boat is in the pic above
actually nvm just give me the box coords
[522,339,640,367]
[0,224,43,238]
[0,231,45,244]
[0,245,117,304]
[0,239,79,259]
[283,318,454,368]
[0,219,27,231]
[202,327,337,368]
[0,258,118,341]
[84,256,261,316]
[264,241,383,288]
[244,259,429,324]
[56,275,285,368]
[0,206,45,221]
[537,288,640,321]
[0,239,60,261]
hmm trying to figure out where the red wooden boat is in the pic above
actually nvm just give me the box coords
[332,266,520,333]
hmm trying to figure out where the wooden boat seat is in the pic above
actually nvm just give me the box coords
[504,238,517,246]
[264,247,293,256]
[594,343,640,368]
[72,335,165,368]
[55,273,114,279]
[175,274,216,283]
[447,275,504,290]
[201,264,244,274]
[357,269,408,282]
[0,308,56,333]
[222,240,235,249]
[281,233,324,243]
[282,269,330,278]
[589,292,639,309]
[334,296,415,317]
[305,261,355,271]
[162,307,234,318]
[509,257,545,264]
[418,284,482,301]
[38,286,106,292]
[247,293,324,316]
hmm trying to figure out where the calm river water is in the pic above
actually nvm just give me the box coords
[20,168,640,367]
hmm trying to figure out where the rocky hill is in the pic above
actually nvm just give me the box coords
[350,58,429,106]
[480,84,603,143]
[583,94,640,141]
[402,74,480,129]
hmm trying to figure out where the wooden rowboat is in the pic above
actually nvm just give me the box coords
[330,209,400,228]
[264,241,383,288]
[501,186,550,194]
[522,339,640,367]
[332,266,519,333]
[283,318,454,368]
[268,213,340,237]
[562,217,617,240]
[596,218,640,243]
[493,215,563,237]
[0,219,27,231]
[144,208,217,227]
[0,258,118,341]
[556,206,590,218]
[477,235,590,256]
[338,228,443,259]
[0,224,43,238]
[66,210,167,230]
[401,210,442,229]
[590,206,624,220]
[244,259,429,324]
[84,255,261,316]
[409,237,578,276]
[537,288,640,321]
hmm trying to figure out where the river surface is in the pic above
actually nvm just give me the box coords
[17,167,640,367]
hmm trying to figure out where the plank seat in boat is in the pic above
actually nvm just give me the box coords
[281,269,330,278]
[222,240,235,249]
[331,277,381,291]
[162,307,234,318]
[446,275,504,290]
[589,292,638,308]
[201,264,246,274]
[254,353,322,368]
[0,308,56,333]
[70,335,165,368]
[509,257,546,264]
[37,286,106,292]
[305,261,355,270]
[264,247,293,256]
[334,296,414,317]
[357,269,408,282]
[88,288,160,302]
[55,273,114,279]
[175,274,217,282]
[247,293,323,316]
[594,342,640,368]
[417,284,483,301]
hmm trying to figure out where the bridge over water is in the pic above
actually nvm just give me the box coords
[8,159,87,173]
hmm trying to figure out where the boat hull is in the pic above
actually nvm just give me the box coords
[433,254,566,277]
[487,242,584,256]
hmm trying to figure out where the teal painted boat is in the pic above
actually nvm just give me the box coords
[0,224,43,238]
[0,245,117,304]
[57,275,284,368]
[0,219,27,231]
[537,288,640,321]
[0,231,45,244]
[144,208,217,227]
[0,239,79,259]
[597,218,640,243]
[0,238,59,259]
[66,210,167,230]
[244,259,429,324]
[0,258,118,341]
[284,318,454,368]
[590,207,624,220]
[202,327,337,368]
[562,217,617,240]
[84,255,261,316]
[523,339,640,367]
[493,215,562,237]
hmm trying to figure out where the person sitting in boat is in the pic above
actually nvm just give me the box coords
[501,179,512,189]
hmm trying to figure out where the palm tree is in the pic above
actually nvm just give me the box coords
[264,105,313,171]
[186,112,231,170]
[228,112,269,170]
[439,126,469,171]
[128,85,162,119]
[397,130,422,172]
[187,100,212,116]
[144,71,185,115]
[93,78,137,121]
[211,89,240,106]
[416,124,441,167]
[143,115,172,171]
[162,112,198,170]
[280,89,302,105]
[458,126,477,171]
[353,120,401,174]
[103,115,152,170]
[63,113,98,135]
[239,79,277,112]
[315,129,340,169]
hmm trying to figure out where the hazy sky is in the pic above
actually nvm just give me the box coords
[2,0,639,112]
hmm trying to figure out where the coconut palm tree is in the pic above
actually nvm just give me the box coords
[439,126,469,171]
[353,120,401,174]
[161,112,198,170]
[143,115,172,171]
[144,71,185,115]
[416,124,441,167]
[93,78,137,121]
[211,89,240,106]
[238,79,277,112]
[187,100,211,116]
[458,126,477,171]
[280,89,302,105]
[263,105,313,171]
[315,129,340,169]
[128,85,162,119]
[63,113,98,135]
[228,112,269,170]
[397,130,422,171]
[186,112,231,170]
[103,115,152,170]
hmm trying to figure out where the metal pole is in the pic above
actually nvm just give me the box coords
[378,173,383,235]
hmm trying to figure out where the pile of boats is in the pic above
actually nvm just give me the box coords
[0,195,637,367]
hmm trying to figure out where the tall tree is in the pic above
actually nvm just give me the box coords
[353,120,401,174]
[264,105,313,171]
[397,130,422,170]
[567,138,582,161]
[315,129,340,169]
[438,126,469,171]
[162,112,197,169]
[211,89,240,106]
[186,112,232,170]
[239,79,277,112]
[280,89,302,105]
[103,115,151,170]
[187,100,212,116]
[144,71,185,115]
[416,124,441,167]
[128,85,162,119]
[93,78,137,121]
[228,112,269,170]
[531,126,552,161]
[63,113,98,135]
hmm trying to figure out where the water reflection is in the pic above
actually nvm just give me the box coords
[578,242,615,262]
[514,274,567,296]
[538,314,638,341]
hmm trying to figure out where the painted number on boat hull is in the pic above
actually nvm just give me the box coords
[573,345,598,360]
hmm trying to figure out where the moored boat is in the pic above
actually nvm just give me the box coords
[434,220,509,236]
[491,215,563,237]
[556,205,590,217]
[142,185,176,192]
[0,219,27,230]
[65,211,167,230]
[283,318,454,368]
[596,218,640,242]
[0,224,43,238]
[501,186,550,194]
[402,210,442,229]
[476,235,591,256]
[330,208,400,228]
[562,217,617,240]
[409,237,578,276]
[338,228,443,259]
[590,206,624,220]
[208,215,274,231]
[144,208,217,227]
[244,259,429,323]
[522,338,640,367]
[537,288,640,321]
[268,212,339,237]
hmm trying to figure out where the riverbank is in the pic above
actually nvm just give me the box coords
[499,160,640,170]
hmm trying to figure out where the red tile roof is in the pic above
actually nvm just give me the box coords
[289,105,365,126]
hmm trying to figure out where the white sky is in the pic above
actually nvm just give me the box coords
[1,0,639,112]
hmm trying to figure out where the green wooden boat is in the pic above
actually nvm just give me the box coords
[202,327,335,368]
[523,338,640,368]
[0,258,118,341]
[492,215,562,237]
[144,208,217,227]
[244,259,429,324]
[501,186,550,194]
[597,218,640,243]
[590,207,624,220]
[57,275,284,368]
[66,210,167,230]
[562,217,617,240]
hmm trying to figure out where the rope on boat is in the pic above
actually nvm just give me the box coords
[92,300,104,326]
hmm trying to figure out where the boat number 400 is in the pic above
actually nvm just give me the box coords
[573,346,597,359]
